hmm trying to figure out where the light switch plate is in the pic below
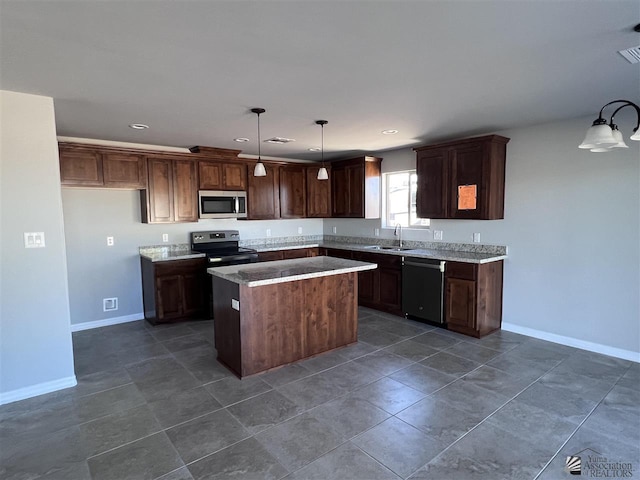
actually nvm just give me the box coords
[24,232,45,248]
[297,227,303,234]
[473,233,481,243]
[266,229,271,237]
[231,299,240,311]
[332,226,337,234]
[162,234,169,242]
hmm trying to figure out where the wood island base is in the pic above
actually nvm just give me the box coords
[212,272,358,378]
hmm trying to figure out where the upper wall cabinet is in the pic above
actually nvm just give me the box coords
[331,156,382,218]
[246,163,281,220]
[306,166,332,218]
[414,135,509,220]
[59,144,146,189]
[141,157,198,223]
[279,165,307,218]
[198,161,247,191]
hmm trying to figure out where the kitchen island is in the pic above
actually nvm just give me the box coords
[208,256,377,378]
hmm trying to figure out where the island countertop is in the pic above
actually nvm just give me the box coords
[207,256,377,287]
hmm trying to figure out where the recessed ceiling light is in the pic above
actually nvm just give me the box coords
[308,147,321,152]
[381,129,399,135]
[234,137,250,142]
[129,123,149,130]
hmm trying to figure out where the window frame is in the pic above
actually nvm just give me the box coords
[382,169,430,229]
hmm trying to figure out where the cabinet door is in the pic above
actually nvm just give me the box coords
[331,167,349,217]
[357,269,377,304]
[347,165,364,217]
[222,163,247,190]
[173,160,198,222]
[280,165,307,218]
[416,148,449,219]
[198,161,223,190]
[59,149,103,186]
[450,142,484,219]
[247,164,280,219]
[445,277,476,332]
[182,270,204,316]
[379,267,402,313]
[156,275,184,320]
[306,167,331,217]
[146,158,174,223]
[102,153,146,188]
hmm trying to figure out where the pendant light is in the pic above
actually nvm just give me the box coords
[579,100,640,152]
[315,120,329,180]
[251,108,267,176]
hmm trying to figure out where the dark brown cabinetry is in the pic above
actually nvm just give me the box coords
[198,161,247,191]
[257,247,320,262]
[141,158,198,223]
[414,135,509,220]
[246,163,280,220]
[59,145,146,188]
[445,260,503,337]
[323,248,401,315]
[279,165,307,218]
[306,167,332,217]
[331,156,382,218]
[141,257,207,324]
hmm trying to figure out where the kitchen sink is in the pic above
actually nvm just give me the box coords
[363,245,413,252]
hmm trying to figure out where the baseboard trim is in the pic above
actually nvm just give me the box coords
[0,375,77,406]
[71,313,145,332]
[502,322,640,363]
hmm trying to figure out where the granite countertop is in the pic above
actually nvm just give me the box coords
[321,242,507,264]
[139,244,205,262]
[207,256,377,287]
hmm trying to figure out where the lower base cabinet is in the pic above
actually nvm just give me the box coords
[323,247,503,338]
[322,248,402,316]
[141,257,207,324]
[257,247,320,262]
[445,260,503,337]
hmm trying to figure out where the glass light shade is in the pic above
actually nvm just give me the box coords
[317,167,329,180]
[579,124,617,149]
[589,147,614,153]
[253,161,266,177]
[630,130,640,141]
[608,129,629,149]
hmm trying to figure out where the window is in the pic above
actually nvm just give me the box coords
[383,170,430,228]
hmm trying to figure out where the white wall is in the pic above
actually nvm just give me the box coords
[325,116,640,358]
[0,91,76,403]
[61,187,323,326]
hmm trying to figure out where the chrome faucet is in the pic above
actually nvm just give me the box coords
[394,223,403,247]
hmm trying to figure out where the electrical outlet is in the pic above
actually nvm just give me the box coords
[266,229,271,237]
[374,228,380,236]
[332,226,337,234]
[103,297,118,312]
[107,236,114,246]
[162,233,169,242]
[297,227,303,234]
[24,232,45,248]
[473,233,481,243]
[231,299,240,311]
[434,230,443,240]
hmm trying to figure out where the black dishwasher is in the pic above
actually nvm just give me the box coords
[402,257,446,323]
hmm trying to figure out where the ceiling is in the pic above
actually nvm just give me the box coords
[1,1,638,160]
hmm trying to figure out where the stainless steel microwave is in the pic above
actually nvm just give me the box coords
[198,191,247,219]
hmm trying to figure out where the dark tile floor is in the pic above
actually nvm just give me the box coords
[1,307,638,479]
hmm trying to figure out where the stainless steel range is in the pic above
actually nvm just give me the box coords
[190,230,258,317]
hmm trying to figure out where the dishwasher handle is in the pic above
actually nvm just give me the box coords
[403,260,446,273]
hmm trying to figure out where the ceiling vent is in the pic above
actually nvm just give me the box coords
[264,137,296,144]
[618,45,640,64]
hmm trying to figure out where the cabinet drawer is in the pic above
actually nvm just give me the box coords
[154,258,206,276]
[445,261,476,280]
[324,248,353,259]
